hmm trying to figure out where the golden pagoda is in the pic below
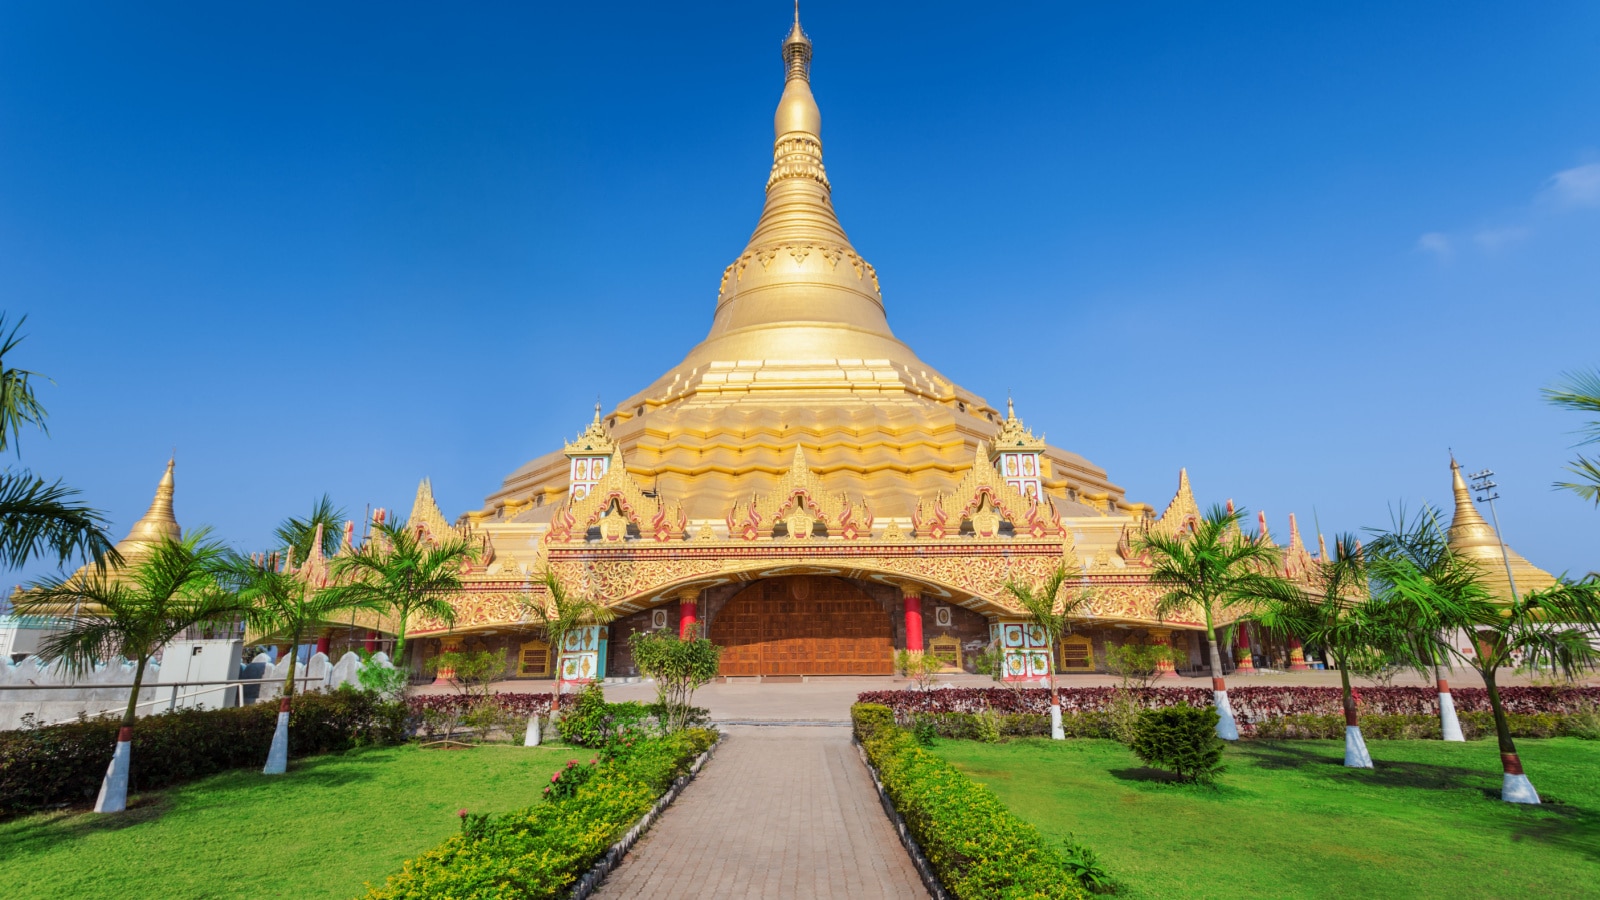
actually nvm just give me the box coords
[397,11,1286,681]
[1447,458,1557,601]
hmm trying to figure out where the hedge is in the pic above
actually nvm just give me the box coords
[853,703,1089,900]
[909,708,1597,742]
[363,728,717,899]
[407,692,551,720]
[861,685,1600,730]
[0,688,406,819]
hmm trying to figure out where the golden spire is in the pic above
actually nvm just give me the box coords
[687,5,904,361]
[1446,456,1556,601]
[116,457,182,555]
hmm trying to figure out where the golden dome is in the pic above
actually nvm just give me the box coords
[484,12,1126,522]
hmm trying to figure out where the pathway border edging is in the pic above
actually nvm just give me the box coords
[854,737,950,900]
[568,730,724,900]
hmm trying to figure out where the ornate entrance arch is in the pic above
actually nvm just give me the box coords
[711,575,894,676]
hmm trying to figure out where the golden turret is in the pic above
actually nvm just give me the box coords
[112,457,182,564]
[1447,457,1555,601]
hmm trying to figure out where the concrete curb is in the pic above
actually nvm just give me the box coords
[568,730,723,900]
[854,737,950,900]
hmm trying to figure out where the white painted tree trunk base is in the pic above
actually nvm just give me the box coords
[1502,773,1541,804]
[524,714,542,747]
[1050,704,1064,740]
[263,711,290,775]
[1438,693,1465,742]
[1344,725,1374,768]
[94,739,131,813]
[1213,690,1239,741]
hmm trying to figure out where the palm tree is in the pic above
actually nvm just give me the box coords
[14,531,243,813]
[224,549,386,775]
[328,517,476,669]
[1138,503,1300,740]
[1255,535,1394,767]
[523,570,615,715]
[273,494,345,567]
[0,313,115,572]
[1544,369,1600,506]
[1003,566,1091,740]
[1369,508,1600,803]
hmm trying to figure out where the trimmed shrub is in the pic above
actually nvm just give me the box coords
[852,703,1090,900]
[0,688,406,819]
[556,683,652,748]
[365,728,717,899]
[407,691,550,721]
[1130,703,1225,784]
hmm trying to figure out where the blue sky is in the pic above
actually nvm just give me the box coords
[2,1,1596,592]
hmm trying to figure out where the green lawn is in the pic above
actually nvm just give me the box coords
[0,743,583,899]
[934,737,1600,900]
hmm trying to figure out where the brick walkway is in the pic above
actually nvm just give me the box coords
[594,725,928,899]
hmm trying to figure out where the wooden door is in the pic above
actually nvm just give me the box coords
[712,576,893,676]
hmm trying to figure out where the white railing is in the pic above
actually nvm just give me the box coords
[9,675,328,727]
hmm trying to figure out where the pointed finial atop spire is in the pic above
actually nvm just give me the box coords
[118,457,182,552]
[1007,394,1015,420]
[593,400,602,424]
[1448,456,1494,539]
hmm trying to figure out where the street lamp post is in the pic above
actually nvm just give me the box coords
[1466,468,1520,602]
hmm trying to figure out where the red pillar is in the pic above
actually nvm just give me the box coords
[902,587,924,656]
[364,630,379,653]
[432,639,461,684]
[678,587,699,639]
[1288,636,1309,671]
[1234,623,1256,674]
[1151,628,1177,677]
[315,633,331,656]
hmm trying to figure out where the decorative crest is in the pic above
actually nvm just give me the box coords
[1148,468,1200,538]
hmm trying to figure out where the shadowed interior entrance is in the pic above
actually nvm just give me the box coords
[711,575,894,676]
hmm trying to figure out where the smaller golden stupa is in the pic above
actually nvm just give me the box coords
[1447,458,1557,601]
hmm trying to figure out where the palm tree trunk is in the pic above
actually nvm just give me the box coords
[1206,623,1239,741]
[1048,666,1063,740]
[264,637,297,775]
[1337,655,1372,768]
[1483,668,1539,803]
[95,655,147,813]
[1433,651,1464,742]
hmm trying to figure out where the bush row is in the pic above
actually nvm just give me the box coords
[363,728,718,899]
[853,703,1089,899]
[907,708,1597,742]
[406,692,551,718]
[0,688,406,819]
[860,685,1600,722]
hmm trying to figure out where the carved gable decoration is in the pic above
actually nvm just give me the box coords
[556,449,686,544]
[1281,512,1317,581]
[1148,468,1201,539]
[410,478,459,544]
[919,443,1057,539]
[743,446,870,540]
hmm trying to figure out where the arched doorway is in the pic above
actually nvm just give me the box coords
[711,575,894,676]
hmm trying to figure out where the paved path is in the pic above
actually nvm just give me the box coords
[594,725,928,899]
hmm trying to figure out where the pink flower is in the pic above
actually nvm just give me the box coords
[551,772,560,783]
[457,809,468,818]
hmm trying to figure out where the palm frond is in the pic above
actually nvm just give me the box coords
[274,495,347,566]
[1553,454,1600,507]
[1543,369,1600,445]
[0,469,117,570]
[0,314,50,456]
